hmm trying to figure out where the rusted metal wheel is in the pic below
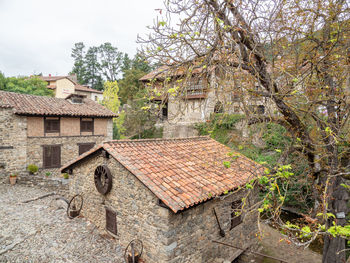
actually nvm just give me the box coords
[67,194,83,219]
[94,165,112,195]
[124,239,143,263]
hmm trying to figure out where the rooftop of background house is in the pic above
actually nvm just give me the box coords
[0,90,116,117]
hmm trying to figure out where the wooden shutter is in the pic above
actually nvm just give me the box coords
[45,118,60,133]
[78,143,95,155]
[106,208,117,235]
[51,145,61,168]
[80,118,94,132]
[43,145,61,168]
[43,146,50,168]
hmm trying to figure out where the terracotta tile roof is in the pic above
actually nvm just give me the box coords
[139,64,217,81]
[0,90,116,117]
[139,65,170,81]
[40,76,69,81]
[75,84,103,94]
[41,75,103,94]
[61,137,263,213]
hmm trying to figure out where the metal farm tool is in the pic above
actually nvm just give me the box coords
[66,194,83,219]
[213,208,225,237]
[124,239,143,263]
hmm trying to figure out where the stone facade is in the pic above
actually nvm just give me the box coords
[0,110,113,182]
[162,82,275,138]
[143,71,276,139]
[69,152,258,263]
[26,135,107,171]
[0,108,27,178]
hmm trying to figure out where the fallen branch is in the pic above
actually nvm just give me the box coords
[0,230,38,255]
[22,192,56,203]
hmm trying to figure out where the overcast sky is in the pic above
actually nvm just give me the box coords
[0,0,164,77]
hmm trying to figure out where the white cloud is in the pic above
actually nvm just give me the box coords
[0,0,164,76]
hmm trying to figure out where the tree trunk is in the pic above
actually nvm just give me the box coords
[322,175,349,263]
[322,235,346,263]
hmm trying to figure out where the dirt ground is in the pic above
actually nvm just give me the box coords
[1,183,322,263]
[0,184,123,263]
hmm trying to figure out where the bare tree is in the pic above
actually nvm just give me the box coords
[138,0,350,262]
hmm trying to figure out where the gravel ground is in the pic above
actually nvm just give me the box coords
[0,184,123,263]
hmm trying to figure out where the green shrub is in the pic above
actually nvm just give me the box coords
[131,127,163,139]
[45,172,51,177]
[262,123,291,150]
[62,173,69,179]
[195,113,244,136]
[27,164,38,174]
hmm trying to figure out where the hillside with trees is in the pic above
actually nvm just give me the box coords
[70,42,157,139]
[0,72,53,96]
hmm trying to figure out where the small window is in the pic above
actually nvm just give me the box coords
[95,96,98,101]
[106,208,117,235]
[43,145,61,168]
[162,102,168,119]
[78,143,95,155]
[230,200,243,230]
[72,97,83,104]
[45,118,60,133]
[257,105,265,115]
[81,118,94,132]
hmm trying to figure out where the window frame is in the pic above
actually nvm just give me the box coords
[230,200,243,230]
[105,207,117,235]
[80,118,94,133]
[42,144,61,169]
[78,143,95,155]
[44,117,60,134]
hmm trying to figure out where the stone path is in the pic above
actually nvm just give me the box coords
[0,184,123,263]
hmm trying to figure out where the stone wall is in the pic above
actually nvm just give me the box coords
[27,135,107,171]
[69,152,170,262]
[26,116,113,174]
[69,152,258,263]
[0,108,27,181]
[163,123,198,138]
[158,73,277,138]
[1,110,113,180]
[17,173,69,196]
[166,191,258,262]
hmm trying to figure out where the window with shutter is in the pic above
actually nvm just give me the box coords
[230,200,243,230]
[78,143,95,155]
[45,118,60,133]
[105,208,117,235]
[43,145,61,168]
[80,118,94,132]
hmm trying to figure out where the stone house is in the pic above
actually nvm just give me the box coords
[0,90,116,179]
[40,75,104,101]
[140,66,276,138]
[61,137,263,263]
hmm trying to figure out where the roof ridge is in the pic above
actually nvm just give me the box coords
[0,90,117,117]
[104,136,210,143]
[0,90,61,100]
